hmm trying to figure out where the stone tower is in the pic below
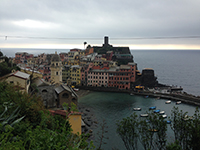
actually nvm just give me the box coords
[50,52,62,84]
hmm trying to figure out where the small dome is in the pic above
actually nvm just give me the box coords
[51,54,61,62]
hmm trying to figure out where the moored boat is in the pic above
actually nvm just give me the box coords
[165,100,171,104]
[183,115,193,121]
[154,109,160,113]
[133,107,141,111]
[176,101,181,105]
[159,111,165,115]
[140,114,149,117]
[166,120,171,124]
[162,114,167,118]
[149,106,156,110]
[73,88,79,91]
[149,129,158,132]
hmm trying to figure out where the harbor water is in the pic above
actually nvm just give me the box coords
[79,92,197,149]
[79,50,200,149]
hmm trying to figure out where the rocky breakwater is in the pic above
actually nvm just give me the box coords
[78,103,98,140]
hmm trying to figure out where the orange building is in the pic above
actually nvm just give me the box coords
[85,47,94,56]
[49,110,82,135]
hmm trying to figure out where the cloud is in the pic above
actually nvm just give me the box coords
[0,0,200,49]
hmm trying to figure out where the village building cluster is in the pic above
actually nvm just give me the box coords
[13,37,145,91]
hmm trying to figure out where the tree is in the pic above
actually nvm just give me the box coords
[170,107,190,149]
[96,119,108,150]
[0,82,94,149]
[166,140,182,150]
[116,111,168,150]
[116,113,139,150]
[0,51,3,57]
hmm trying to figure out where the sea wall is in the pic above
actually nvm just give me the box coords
[77,86,200,107]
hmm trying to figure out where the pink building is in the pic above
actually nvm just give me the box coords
[81,63,93,86]
[107,64,136,90]
[15,52,32,64]
[38,53,47,64]
[128,62,137,83]
[87,66,109,87]
[59,53,68,62]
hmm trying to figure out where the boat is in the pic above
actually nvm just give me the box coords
[154,109,160,113]
[183,115,193,121]
[155,97,160,100]
[159,111,165,115]
[162,114,167,118]
[130,93,134,96]
[146,120,150,123]
[133,107,141,111]
[73,88,79,91]
[140,114,149,117]
[166,120,171,124]
[176,101,181,105]
[165,100,171,104]
[144,95,149,98]
[149,106,156,110]
[149,129,158,132]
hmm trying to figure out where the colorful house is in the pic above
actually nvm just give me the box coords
[49,110,82,135]
[0,71,30,93]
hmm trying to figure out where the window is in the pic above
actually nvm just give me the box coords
[62,93,69,98]
[27,80,30,85]
[10,81,14,84]
[42,89,48,93]
[56,72,58,75]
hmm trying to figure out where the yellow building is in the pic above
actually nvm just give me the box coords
[93,60,103,66]
[78,50,85,56]
[27,57,38,66]
[70,65,81,86]
[49,110,82,135]
[68,51,79,60]
[0,71,30,93]
[68,112,82,134]
[65,59,80,66]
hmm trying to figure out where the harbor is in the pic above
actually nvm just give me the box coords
[78,91,198,150]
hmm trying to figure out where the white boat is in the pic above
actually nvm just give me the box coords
[73,88,79,91]
[183,115,193,121]
[140,114,149,117]
[159,111,165,115]
[133,107,141,111]
[162,114,167,118]
[165,100,171,104]
[176,101,181,105]
[130,93,134,96]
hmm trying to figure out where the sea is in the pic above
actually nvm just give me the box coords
[78,50,200,149]
[1,48,200,149]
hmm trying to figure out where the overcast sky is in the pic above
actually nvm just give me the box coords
[1,0,200,50]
